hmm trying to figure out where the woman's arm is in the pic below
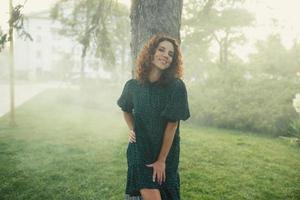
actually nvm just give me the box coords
[146,121,178,184]
[123,111,134,130]
[122,111,136,143]
[158,121,178,162]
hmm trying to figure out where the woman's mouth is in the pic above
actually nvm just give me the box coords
[159,58,168,65]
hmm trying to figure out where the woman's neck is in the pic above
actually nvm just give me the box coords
[149,66,162,83]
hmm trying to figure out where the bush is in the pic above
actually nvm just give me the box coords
[289,117,300,138]
[189,67,299,136]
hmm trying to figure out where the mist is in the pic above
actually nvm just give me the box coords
[0,0,299,199]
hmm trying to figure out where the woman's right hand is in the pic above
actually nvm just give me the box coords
[129,130,136,143]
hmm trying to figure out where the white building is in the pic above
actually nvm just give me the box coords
[14,10,111,81]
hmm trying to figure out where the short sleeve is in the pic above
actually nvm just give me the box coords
[161,79,190,121]
[117,79,134,113]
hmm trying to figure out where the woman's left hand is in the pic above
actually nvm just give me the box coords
[146,161,166,185]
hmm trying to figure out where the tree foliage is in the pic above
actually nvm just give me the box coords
[0,3,32,52]
[183,1,299,136]
[0,28,7,52]
[182,0,254,78]
[248,34,300,78]
[189,63,299,136]
[188,33,300,136]
[51,0,116,66]
[51,0,130,70]
[9,4,33,41]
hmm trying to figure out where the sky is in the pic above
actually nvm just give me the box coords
[229,0,300,60]
[245,0,300,46]
[1,0,300,60]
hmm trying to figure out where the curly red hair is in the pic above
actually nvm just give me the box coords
[135,34,183,85]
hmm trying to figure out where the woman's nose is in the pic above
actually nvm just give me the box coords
[162,52,169,58]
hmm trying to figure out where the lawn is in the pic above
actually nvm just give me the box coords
[0,88,299,200]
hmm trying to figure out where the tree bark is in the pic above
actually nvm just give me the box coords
[130,0,183,77]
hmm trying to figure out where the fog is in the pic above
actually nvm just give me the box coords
[0,0,299,199]
[0,0,299,148]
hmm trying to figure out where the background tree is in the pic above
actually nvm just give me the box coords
[182,0,253,80]
[51,0,115,84]
[51,0,131,83]
[248,34,300,78]
[130,0,183,76]
[208,8,253,66]
[5,0,32,126]
[0,27,8,52]
[179,0,299,136]
[109,3,131,82]
[8,0,16,126]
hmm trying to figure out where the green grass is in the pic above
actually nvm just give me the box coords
[0,88,299,200]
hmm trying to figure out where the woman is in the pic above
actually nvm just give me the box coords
[117,34,190,200]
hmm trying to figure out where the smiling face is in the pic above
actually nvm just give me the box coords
[152,40,175,70]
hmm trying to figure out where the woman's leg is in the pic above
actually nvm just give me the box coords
[140,189,162,200]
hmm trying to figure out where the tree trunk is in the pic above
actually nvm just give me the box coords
[120,41,126,82]
[220,44,223,65]
[80,45,87,86]
[223,31,229,66]
[80,6,91,87]
[9,0,16,127]
[213,32,224,67]
[130,0,183,77]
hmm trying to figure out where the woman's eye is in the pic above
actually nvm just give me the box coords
[158,48,164,52]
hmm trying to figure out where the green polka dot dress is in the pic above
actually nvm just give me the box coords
[117,78,190,200]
